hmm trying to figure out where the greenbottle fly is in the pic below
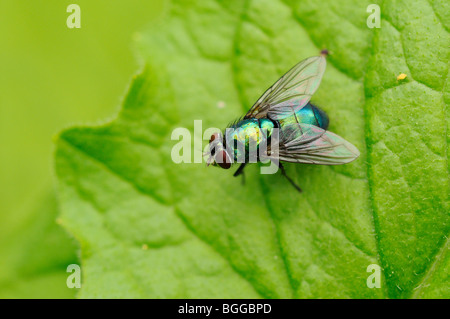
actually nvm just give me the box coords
[206,54,360,192]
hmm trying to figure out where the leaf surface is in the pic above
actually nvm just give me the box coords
[55,0,449,298]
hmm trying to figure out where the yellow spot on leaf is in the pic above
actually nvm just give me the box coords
[142,244,149,250]
[397,73,407,80]
[217,101,226,108]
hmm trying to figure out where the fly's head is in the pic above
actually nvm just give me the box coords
[206,132,232,169]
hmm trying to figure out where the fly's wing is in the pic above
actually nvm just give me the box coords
[269,123,360,165]
[244,56,326,120]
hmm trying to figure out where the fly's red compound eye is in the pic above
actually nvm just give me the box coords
[209,133,220,144]
[209,133,221,156]
[215,150,231,169]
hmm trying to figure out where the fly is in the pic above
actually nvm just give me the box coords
[206,53,360,192]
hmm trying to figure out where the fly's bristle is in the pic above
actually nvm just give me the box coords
[227,116,244,129]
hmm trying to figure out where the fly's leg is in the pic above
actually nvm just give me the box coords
[233,163,247,185]
[278,162,302,193]
[233,163,246,177]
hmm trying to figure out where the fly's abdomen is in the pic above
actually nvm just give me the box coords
[279,102,329,130]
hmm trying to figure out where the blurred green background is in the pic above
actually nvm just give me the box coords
[0,0,165,298]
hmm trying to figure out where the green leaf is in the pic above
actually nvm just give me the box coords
[0,0,164,298]
[0,193,79,298]
[54,0,449,298]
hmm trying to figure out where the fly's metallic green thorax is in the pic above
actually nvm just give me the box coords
[224,118,275,162]
[259,118,275,137]
[223,104,329,163]
[224,103,328,163]
[279,102,329,130]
